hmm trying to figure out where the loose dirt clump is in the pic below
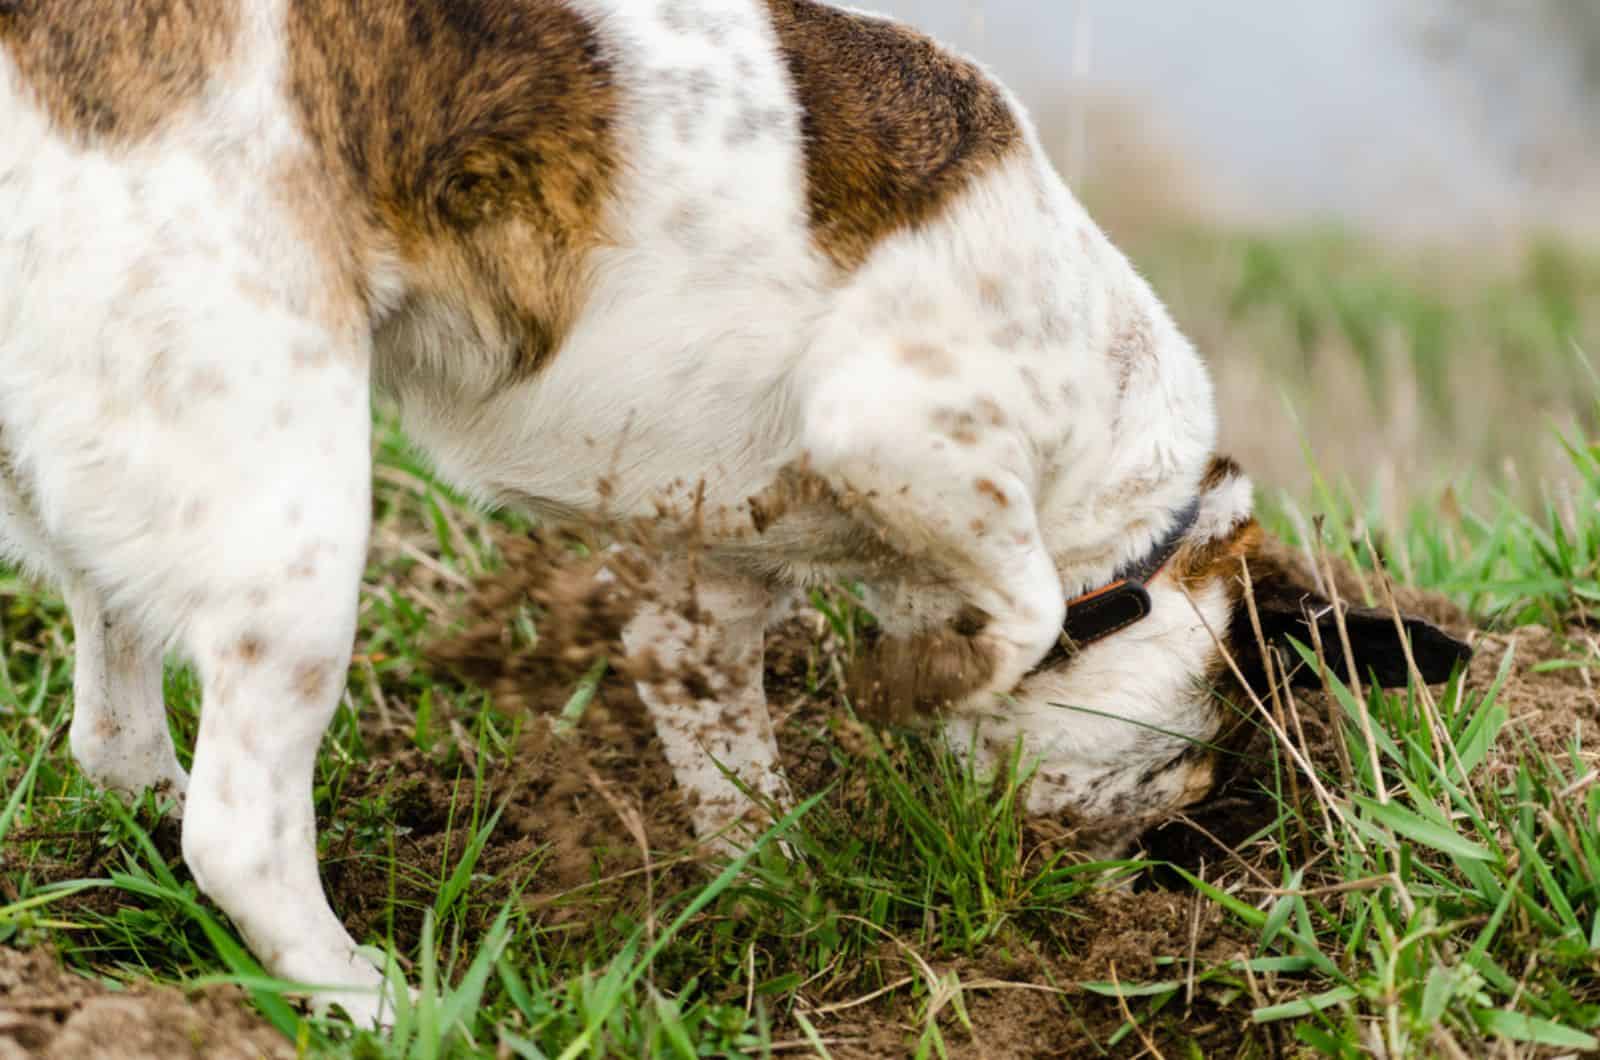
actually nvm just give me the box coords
[0,946,292,1060]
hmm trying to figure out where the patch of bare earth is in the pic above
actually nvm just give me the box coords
[7,531,1594,1056]
[0,946,291,1060]
[412,538,1600,1055]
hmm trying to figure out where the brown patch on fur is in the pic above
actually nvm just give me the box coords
[1199,454,1244,492]
[233,634,265,664]
[974,477,1008,507]
[1107,304,1156,397]
[764,0,1020,269]
[0,0,238,143]
[974,396,1006,426]
[931,407,982,446]
[1172,518,1263,598]
[285,0,619,375]
[898,341,955,378]
[291,659,334,701]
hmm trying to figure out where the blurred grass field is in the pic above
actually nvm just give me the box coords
[2,216,1598,1057]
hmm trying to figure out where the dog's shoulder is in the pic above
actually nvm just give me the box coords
[759,0,1023,270]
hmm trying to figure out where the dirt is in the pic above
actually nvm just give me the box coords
[816,888,1272,1058]
[1464,624,1598,757]
[0,946,292,1060]
[5,530,1595,1057]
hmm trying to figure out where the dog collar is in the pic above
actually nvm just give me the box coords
[1037,497,1201,665]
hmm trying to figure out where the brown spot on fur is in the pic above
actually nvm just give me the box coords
[292,659,335,701]
[990,323,1026,350]
[764,0,1020,269]
[285,0,619,376]
[974,477,1008,507]
[1199,455,1244,493]
[0,0,238,143]
[234,634,266,664]
[899,341,955,378]
[286,546,317,580]
[976,273,1008,309]
[931,407,981,446]
[1108,306,1156,400]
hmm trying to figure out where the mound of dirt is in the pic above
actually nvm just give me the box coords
[0,946,291,1060]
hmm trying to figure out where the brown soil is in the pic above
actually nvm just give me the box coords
[0,946,292,1060]
[1465,624,1598,758]
[6,531,1595,1057]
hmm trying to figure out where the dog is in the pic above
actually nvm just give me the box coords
[0,0,1470,1024]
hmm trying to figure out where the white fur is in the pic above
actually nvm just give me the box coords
[0,0,1236,1023]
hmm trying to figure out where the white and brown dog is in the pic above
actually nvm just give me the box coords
[0,0,1467,1023]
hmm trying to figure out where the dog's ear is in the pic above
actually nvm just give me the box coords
[1228,538,1471,691]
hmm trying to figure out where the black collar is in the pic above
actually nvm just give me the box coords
[1035,497,1201,668]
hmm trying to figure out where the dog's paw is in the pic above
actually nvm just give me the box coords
[301,950,404,1031]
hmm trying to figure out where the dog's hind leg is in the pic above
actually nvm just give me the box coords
[0,125,394,1018]
[3,311,390,1022]
[166,374,388,1025]
[63,583,187,805]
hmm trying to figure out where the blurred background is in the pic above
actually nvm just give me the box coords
[876,1,1599,516]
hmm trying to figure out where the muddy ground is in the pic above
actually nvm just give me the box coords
[3,538,1595,1058]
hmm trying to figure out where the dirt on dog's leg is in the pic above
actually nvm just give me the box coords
[63,583,187,805]
[622,559,791,852]
[802,364,1067,714]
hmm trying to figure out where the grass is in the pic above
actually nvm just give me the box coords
[3,232,1600,1057]
[1109,222,1600,514]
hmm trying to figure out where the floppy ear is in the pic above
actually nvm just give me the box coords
[1230,540,1471,691]
[1253,596,1471,688]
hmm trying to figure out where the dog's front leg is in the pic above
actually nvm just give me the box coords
[621,557,791,853]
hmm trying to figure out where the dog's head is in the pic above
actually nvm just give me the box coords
[945,457,1471,846]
